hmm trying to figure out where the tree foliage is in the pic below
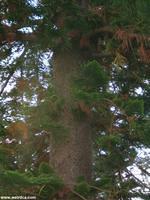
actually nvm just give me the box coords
[0,0,150,199]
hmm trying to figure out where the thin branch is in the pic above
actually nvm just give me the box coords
[0,69,15,96]
[137,165,150,177]
[0,49,26,96]
[88,26,150,41]
[125,169,150,190]
[71,189,88,200]
[89,185,110,193]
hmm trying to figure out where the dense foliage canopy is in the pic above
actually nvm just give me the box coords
[0,0,150,199]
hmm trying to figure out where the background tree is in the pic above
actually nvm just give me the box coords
[0,0,150,199]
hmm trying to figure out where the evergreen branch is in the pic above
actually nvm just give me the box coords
[137,165,150,177]
[0,69,15,96]
[125,169,150,190]
[89,185,111,193]
[0,26,37,45]
[71,189,88,200]
[38,184,46,196]
[0,49,26,96]
[89,27,150,42]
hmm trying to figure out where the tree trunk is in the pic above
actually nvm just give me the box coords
[50,49,92,189]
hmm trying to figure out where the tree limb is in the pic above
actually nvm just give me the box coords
[71,189,88,200]
[137,165,150,177]
[0,69,15,96]
[0,49,26,96]
[125,169,150,190]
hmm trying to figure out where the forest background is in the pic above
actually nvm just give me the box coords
[0,0,150,200]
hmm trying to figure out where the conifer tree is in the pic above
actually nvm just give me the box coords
[0,0,150,199]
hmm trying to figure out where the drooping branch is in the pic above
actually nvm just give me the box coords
[71,190,88,200]
[0,68,15,96]
[125,169,150,190]
[0,49,26,96]
[88,26,150,44]
[137,165,150,177]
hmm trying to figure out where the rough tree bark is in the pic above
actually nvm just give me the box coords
[50,49,92,190]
